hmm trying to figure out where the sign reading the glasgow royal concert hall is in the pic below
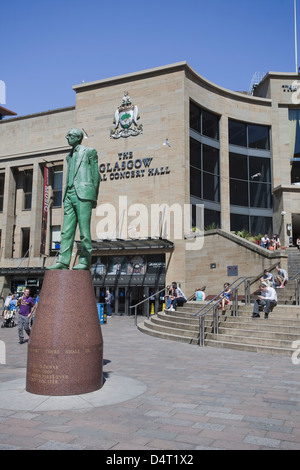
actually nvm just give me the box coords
[99,152,170,182]
[110,92,143,139]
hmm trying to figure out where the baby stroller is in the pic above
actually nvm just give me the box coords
[1,308,16,328]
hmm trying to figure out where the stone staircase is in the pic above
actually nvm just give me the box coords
[138,249,300,356]
[137,301,300,356]
[288,247,300,278]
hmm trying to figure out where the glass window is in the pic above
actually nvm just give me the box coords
[249,156,271,183]
[202,110,219,140]
[51,225,61,251]
[204,208,221,230]
[0,173,4,212]
[190,168,201,198]
[190,101,219,140]
[21,228,30,257]
[52,166,63,207]
[190,102,201,133]
[248,124,270,150]
[203,173,220,203]
[250,182,272,208]
[250,216,272,236]
[291,161,300,184]
[229,120,247,147]
[192,205,220,230]
[203,145,219,174]
[230,213,249,233]
[23,170,33,210]
[190,138,201,170]
[229,153,247,180]
[230,179,248,206]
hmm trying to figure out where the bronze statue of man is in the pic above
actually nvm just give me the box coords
[48,128,100,270]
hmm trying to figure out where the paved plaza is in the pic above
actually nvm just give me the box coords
[0,315,300,450]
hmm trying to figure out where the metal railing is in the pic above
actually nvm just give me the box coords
[130,287,166,326]
[192,277,256,346]
[290,269,300,305]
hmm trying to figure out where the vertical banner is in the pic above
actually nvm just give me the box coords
[40,166,49,255]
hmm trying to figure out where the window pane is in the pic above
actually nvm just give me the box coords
[229,153,247,180]
[203,172,220,202]
[250,216,272,236]
[291,161,300,184]
[190,168,201,198]
[230,213,249,233]
[51,225,61,250]
[53,168,63,190]
[229,120,247,147]
[204,208,220,229]
[248,124,270,150]
[21,228,30,257]
[230,179,248,206]
[24,193,32,210]
[190,138,201,170]
[52,166,63,207]
[23,171,32,210]
[0,174,4,212]
[0,174,4,195]
[203,145,219,174]
[202,110,219,140]
[190,102,201,133]
[250,182,272,208]
[249,156,271,183]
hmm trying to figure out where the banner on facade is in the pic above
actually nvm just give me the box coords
[40,166,49,255]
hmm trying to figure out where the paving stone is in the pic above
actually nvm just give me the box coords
[1,316,300,450]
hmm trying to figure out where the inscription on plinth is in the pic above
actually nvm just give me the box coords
[26,271,103,396]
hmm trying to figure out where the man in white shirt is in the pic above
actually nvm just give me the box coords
[252,281,277,319]
[260,234,270,249]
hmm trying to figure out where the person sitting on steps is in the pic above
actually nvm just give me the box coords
[218,282,232,315]
[252,281,277,319]
[167,282,187,312]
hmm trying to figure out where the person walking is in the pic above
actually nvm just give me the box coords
[105,290,113,317]
[17,288,35,344]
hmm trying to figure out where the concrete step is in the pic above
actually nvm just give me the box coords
[138,301,300,356]
[206,334,294,350]
[143,316,199,339]
[137,320,199,345]
[217,326,300,341]
[204,339,293,356]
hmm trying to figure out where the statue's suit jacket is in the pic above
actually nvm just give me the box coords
[64,144,100,208]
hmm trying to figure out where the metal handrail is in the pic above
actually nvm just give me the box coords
[290,269,300,281]
[130,287,166,326]
[192,277,255,346]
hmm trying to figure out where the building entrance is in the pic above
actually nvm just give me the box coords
[292,213,300,245]
[92,253,166,316]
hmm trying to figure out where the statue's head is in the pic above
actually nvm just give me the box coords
[65,128,83,147]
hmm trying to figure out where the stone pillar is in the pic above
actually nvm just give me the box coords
[219,115,230,232]
[26,270,103,396]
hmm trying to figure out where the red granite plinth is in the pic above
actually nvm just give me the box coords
[26,270,103,396]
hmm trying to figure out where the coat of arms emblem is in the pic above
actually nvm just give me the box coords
[110,91,143,139]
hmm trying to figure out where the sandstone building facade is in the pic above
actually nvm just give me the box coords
[0,62,298,312]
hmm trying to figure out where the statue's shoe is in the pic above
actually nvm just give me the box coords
[47,262,69,270]
[73,263,89,270]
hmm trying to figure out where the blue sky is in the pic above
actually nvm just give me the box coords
[1,0,299,117]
